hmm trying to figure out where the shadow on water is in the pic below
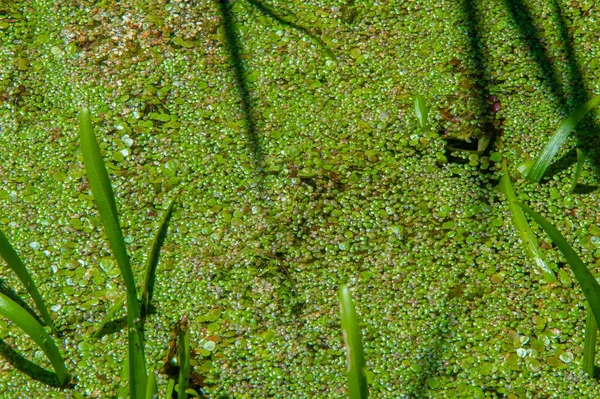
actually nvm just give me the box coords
[501,0,600,180]
[449,0,503,184]
[246,0,334,59]
[0,339,68,388]
[0,279,45,328]
[216,0,263,166]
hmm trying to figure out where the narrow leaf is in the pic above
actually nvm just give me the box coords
[79,108,147,398]
[0,230,57,334]
[0,292,69,385]
[584,304,597,377]
[140,194,178,316]
[145,372,158,399]
[177,316,191,399]
[500,161,556,281]
[339,285,368,399]
[413,94,429,131]
[527,94,600,182]
[518,203,600,335]
[91,294,126,339]
[166,378,175,398]
[570,148,585,193]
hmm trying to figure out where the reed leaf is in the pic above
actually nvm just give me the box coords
[0,230,57,334]
[570,148,585,193]
[584,304,597,378]
[0,292,69,385]
[500,161,556,281]
[413,94,429,131]
[518,202,600,338]
[177,316,191,399]
[339,285,368,399]
[526,94,600,182]
[79,108,147,398]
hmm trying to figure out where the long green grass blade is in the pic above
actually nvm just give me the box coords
[0,230,57,334]
[518,203,600,336]
[584,304,597,377]
[0,292,69,386]
[177,317,191,399]
[570,148,586,193]
[339,285,368,399]
[526,94,600,182]
[79,108,147,398]
[500,162,556,281]
[140,194,178,316]
[413,94,429,131]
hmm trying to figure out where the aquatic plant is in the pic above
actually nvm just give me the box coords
[526,94,600,182]
[500,161,556,281]
[79,108,149,398]
[518,202,600,377]
[339,285,368,399]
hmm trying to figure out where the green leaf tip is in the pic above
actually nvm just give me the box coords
[339,285,368,399]
[79,108,147,398]
[413,94,429,131]
[500,161,556,281]
[526,94,600,182]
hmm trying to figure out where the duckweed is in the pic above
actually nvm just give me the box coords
[1,0,600,397]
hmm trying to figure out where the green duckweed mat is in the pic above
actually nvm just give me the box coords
[1,0,600,397]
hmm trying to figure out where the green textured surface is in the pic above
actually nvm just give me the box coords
[1,0,600,398]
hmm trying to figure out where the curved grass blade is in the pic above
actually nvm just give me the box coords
[570,148,586,193]
[140,194,178,316]
[0,292,69,386]
[518,203,600,340]
[413,94,429,131]
[500,161,556,281]
[584,304,597,378]
[79,108,147,398]
[0,230,57,334]
[526,94,600,182]
[177,316,191,399]
[339,285,368,399]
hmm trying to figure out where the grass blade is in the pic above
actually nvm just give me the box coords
[79,108,147,398]
[413,94,429,131]
[570,148,586,193]
[526,94,600,182]
[0,292,69,386]
[145,372,158,399]
[0,230,57,334]
[91,294,126,339]
[339,285,368,399]
[177,316,191,399]
[140,194,178,316]
[584,304,597,377]
[518,203,600,343]
[166,378,175,398]
[500,161,556,281]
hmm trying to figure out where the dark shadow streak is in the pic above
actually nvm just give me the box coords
[246,0,335,59]
[454,0,502,178]
[217,0,263,165]
[0,339,71,388]
[503,0,600,180]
